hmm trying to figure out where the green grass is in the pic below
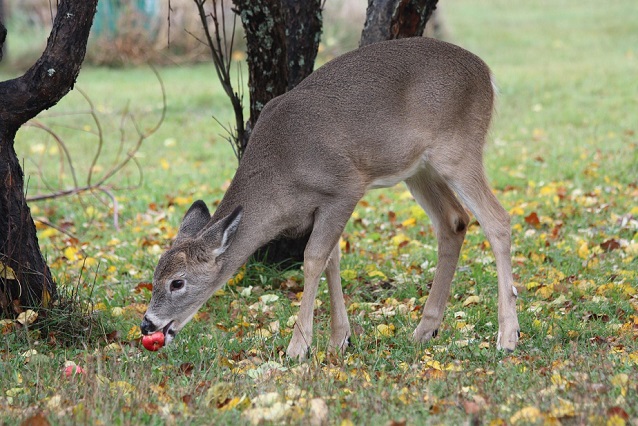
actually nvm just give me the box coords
[1,0,638,424]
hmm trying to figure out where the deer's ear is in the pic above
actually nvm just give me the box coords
[175,200,211,242]
[199,206,243,258]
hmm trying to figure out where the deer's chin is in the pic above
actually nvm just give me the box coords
[162,320,176,345]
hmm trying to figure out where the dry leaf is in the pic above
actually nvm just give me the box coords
[309,398,329,426]
[17,309,38,326]
[20,412,50,426]
[0,261,17,280]
[463,295,481,307]
[524,212,541,227]
[510,406,542,424]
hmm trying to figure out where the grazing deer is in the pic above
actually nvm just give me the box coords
[140,37,520,359]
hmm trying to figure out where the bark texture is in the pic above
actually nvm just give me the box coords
[360,0,438,47]
[0,0,98,313]
[232,0,322,266]
[0,4,6,63]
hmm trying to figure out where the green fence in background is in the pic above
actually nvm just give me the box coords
[93,0,159,37]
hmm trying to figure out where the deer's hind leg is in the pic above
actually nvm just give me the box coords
[405,165,470,343]
[446,162,519,351]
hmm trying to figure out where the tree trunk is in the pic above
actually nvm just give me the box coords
[360,0,438,47]
[0,3,6,63]
[232,0,322,267]
[0,0,98,314]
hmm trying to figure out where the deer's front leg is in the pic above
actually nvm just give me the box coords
[286,255,325,360]
[325,244,351,354]
[286,202,360,361]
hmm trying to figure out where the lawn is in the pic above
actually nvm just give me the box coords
[1,0,637,425]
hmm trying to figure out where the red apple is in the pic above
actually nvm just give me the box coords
[142,331,165,351]
[63,365,86,378]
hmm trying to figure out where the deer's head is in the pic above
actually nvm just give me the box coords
[140,201,242,344]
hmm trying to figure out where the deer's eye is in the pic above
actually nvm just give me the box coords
[170,279,185,292]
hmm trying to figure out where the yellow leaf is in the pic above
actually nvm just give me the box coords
[425,360,443,371]
[160,158,170,170]
[607,416,627,426]
[376,323,395,337]
[219,395,251,412]
[401,217,417,227]
[0,262,16,280]
[510,406,542,424]
[64,246,80,261]
[110,381,136,397]
[127,325,142,341]
[39,228,58,239]
[17,310,38,325]
[577,241,590,259]
[341,269,357,280]
[367,270,387,280]
[42,286,51,308]
[611,373,628,397]
[173,196,192,206]
[463,295,481,307]
[526,281,541,290]
[391,233,410,246]
[535,286,554,299]
[205,382,234,407]
[509,206,525,216]
[94,302,107,311]
[83,257,99,267]
[550,398,575,418]
[341,420,355,426]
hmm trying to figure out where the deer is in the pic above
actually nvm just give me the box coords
[140,37,520,360]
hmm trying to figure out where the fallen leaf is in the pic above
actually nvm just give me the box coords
[205,382,234,408]
[550,397,575,418]
[260,294,279,304]
[17,310,38,326]
[0,261,17,280]
[524,212,541,228]
[606,406,629,421]
[179,362,194,376]
[600,239,621,251]
[20,412,50,426]
[510,406,542,424]
[134,282,153,293]
[309,398,329,426]
[463,295,481,307]
[376,323,395,337]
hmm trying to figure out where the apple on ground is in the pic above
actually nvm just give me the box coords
[63,365,86,378]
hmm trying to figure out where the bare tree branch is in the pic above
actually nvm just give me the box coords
[25,69,166,230]
[194,0,246,161]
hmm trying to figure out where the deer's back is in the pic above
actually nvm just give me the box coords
[242,37,494,194]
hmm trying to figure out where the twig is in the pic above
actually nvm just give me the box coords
[25,68,166,230]
[193,0,246,161]
[33,218,78,240]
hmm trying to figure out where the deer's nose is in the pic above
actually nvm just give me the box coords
[140,316,157,335]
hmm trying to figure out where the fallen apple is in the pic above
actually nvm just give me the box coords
[63,365,86,378]
[142,331,165,351]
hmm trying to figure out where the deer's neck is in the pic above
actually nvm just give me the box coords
[211,158,292,273]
